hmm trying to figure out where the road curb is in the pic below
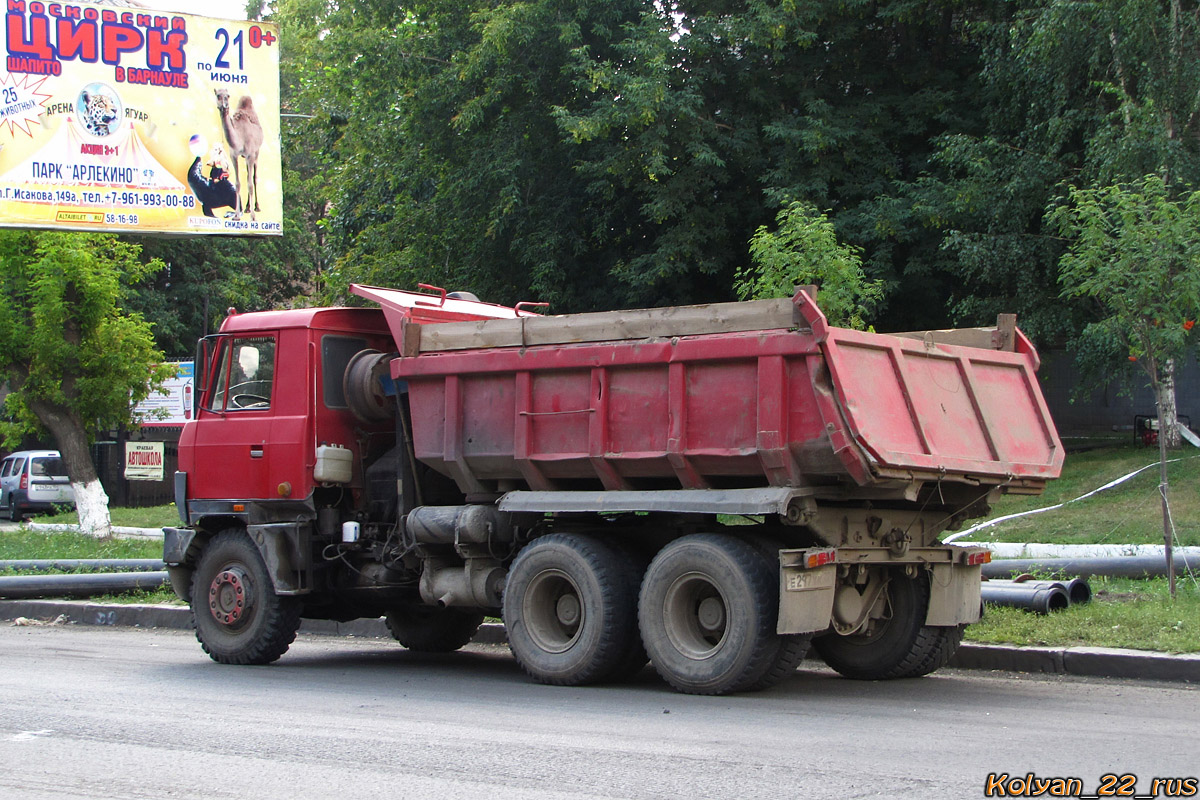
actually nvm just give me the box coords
[1,598,1193,683]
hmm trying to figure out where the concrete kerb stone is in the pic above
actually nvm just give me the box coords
[17,523,165,539]
[947,643,1065,674]
[1062,646,1200,682]
[0,598,1193,683]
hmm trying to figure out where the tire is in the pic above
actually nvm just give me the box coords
[747,634,813,691]
[598,538,650,682]
[890,623,966,678]
[7,497,22,523]
[385,604,485,652]
[638,534,780,695]
[813,570,957,680]
[503,534,641,686]
[190,529,301,665]
[736,533,811,691]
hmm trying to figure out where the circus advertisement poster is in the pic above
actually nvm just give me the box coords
[0,2,281,236]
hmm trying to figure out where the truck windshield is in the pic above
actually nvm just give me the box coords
[211,336,276,411]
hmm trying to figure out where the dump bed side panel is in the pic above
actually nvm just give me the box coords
[388,291,1063,496]
[395,331,869,493]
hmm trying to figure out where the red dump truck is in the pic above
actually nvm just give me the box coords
[164,285,1062,694]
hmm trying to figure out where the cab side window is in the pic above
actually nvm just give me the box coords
[0,458,12,478]
[210,336,277,411]
[321,335,368,409]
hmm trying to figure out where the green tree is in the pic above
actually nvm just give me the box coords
[270,0,989,322]
[0,231,170,536]
[126,233,316,357]
[919,0,1200,337]
[1052,174,1200,595]
[735,201,881,329]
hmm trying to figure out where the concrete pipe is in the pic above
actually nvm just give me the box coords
[0,571,169,599]
[983,553,1200,580]
[0,559,165,573]
[1006,577,1092,605]
[980,581,1070,614]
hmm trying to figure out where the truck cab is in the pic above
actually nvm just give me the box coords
[179,306,395,517]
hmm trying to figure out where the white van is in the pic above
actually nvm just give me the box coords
[0,450,76,522]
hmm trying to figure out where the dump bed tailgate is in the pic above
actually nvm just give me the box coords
[817,325,1061,482]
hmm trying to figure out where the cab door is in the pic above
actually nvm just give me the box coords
[189,334,279,501]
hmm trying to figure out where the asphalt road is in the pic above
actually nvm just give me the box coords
[0,625,1196,800]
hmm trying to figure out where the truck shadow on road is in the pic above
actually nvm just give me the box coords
[165,638,1050,706]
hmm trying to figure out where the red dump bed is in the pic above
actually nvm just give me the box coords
[358,286,1063,496]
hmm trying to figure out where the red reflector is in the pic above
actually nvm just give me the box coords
[966,551,991,566]
[806,549,837,569]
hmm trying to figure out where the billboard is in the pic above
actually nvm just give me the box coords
[134,360,193,426]
[0,2,281,235]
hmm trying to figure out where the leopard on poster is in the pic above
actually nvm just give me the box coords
[0,0,281,235]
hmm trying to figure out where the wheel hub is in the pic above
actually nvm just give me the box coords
[523,569,584,654]
[555,593,581,627]
[663,572,729,659]
[209,568,252,627]
[696,596,726,633]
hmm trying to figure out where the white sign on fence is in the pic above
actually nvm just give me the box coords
[124,440,165,481]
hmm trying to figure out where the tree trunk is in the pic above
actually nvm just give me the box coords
[27,400,111,537]
[1156,359,1182,449]
[1154,375,1178,599]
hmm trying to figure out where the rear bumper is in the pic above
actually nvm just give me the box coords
[10,490,72,513]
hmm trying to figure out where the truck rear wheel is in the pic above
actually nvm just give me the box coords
[385,604,485,652]
[638,534,779,695]
[890,623,965,678]
[813,570,958,680]
[736,533,811,690]
[747,633,812,691]
[190,529,301,665]
[503,534,640,686]
[599,538,650,681]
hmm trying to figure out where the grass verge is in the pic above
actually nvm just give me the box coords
[965,440,1200,547]
[0,528,180,605]
[966,576,1200,653]
[35,504,179,530]
[80,588,181,605]
[0,528,163,560]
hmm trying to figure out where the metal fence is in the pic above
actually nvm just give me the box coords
[92,428,181,508]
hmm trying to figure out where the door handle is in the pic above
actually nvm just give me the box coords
[250,446,264,459]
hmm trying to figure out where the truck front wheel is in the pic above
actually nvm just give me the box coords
[638,534,780,695]
[190,529,301,665]
[503,534,641,686]
[813,570,961,680]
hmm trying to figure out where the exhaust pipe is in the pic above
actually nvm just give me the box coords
[0,572,169,599]
[980,580,1070,614]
